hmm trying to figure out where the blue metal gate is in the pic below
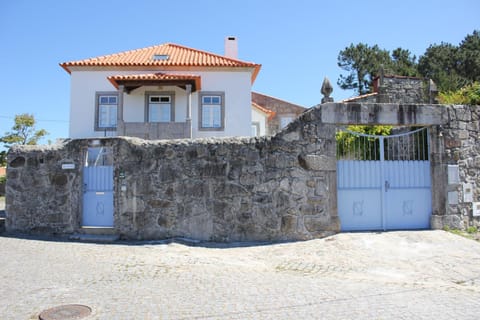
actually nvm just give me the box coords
[82,147,114,227]
[337,127,431,231]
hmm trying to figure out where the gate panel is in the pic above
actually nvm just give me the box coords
[82,147,114,227]
[384,160,431,230]
[337,160,383,231]
[337,128,431,231]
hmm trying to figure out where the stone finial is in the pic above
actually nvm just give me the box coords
[428,79,439,104]
[321,77,334,103]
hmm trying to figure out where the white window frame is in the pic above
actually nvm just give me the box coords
[199,92,225,131]
[95,92,118,131]
[251,122,261,137]
[147,94,173,123]
[145,91,175,123]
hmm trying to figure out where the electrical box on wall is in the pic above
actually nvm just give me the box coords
[463,183,474,202]
[448,191,459,205]
[448,165,460,184]
[473,202,480,217]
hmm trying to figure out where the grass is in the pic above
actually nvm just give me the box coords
[444,226,480,242]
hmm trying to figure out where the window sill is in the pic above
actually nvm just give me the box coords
[198,127,224,131]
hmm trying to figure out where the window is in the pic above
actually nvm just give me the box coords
[95,93,118,131]
[251,122,260,137]
[153,54,169,61]
[280,116,294,129]
[148,95,172,122]
[199,93,224,130]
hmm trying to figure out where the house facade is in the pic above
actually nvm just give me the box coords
[251,92,306,135]
[61,38,261,140]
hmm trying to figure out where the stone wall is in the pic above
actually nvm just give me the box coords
[6,109,339,241]
[344,76,438,104]
[434,105,480,229]
[5,103,480,241]
[6,143,84,234]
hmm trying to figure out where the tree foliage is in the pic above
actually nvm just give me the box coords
[0,151,6,167]
[417,30,480,92]
[337,44,419,95]
[390,48,419,77]
[438,82,480,105]
[337,30,480,95]
[1,113,48,148]
[337,43,391,95]
[336,125,392,160]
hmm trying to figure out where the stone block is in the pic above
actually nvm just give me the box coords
[281,215,297,233]
[303,215,332,232]
[300,154,336,171]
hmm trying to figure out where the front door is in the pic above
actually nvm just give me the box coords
[82,147,114,227]
[337,127,432,231]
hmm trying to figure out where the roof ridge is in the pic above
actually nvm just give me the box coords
[165,42,259,65]
[76,43,172,62]
[60,42,262,84]
[252,91,305,108]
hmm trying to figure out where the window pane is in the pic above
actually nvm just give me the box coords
[98,106,108,127]
[202,96,211,104]
[108,96,117,104]
[202,104,221,128]
[149,104,171,122]
[212,96,221,104]
[251,124,258,136]
[109,107,117,126]
[150,96,160,103]
[160,104,171,122]
[160,96,170,103]
[99,105,114,127]
[100,96,109,104]
[212,106,221,127]
[202,105,210,127]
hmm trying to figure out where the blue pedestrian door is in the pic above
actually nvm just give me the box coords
[82,147,114,227]
[337,128,432,231]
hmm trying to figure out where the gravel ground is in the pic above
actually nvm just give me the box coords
[1,230,480,319]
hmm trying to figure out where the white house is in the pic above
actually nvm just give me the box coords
[61,37,262,140]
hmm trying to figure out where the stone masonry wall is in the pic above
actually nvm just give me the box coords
[5,103,479,241]
[434,105,480,229]
[6,143,84,234]
[6,108,339,241]
[378,76,430,104]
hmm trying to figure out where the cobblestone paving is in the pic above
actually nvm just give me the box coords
[1,230,480,319]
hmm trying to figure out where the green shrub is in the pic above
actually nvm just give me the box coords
[439,82,480,105]
[467,226,478,234]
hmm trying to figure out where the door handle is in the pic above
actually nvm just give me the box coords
[385,180,390,192]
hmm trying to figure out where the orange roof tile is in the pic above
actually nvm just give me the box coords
[252,102,276,119]
[108,73,201,92]
[340,92,378,103]
[60,43,261,83]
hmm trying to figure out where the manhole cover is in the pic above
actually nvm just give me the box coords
[39,304,92,320]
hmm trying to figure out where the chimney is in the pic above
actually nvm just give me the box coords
[224,36,238,59]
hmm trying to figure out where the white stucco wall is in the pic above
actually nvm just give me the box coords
[68,69,253,139]
[251,108,268,136]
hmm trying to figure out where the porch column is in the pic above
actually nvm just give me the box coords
[186,84,192,138]
[117,85,125,136]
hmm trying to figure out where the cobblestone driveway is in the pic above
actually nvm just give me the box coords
[1,230,480,319]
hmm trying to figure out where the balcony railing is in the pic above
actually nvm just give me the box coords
[121,121,191,140]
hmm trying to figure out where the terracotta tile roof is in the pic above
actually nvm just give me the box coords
[107,73,201,92]
[252,102,276,119]
[340,92,378,103]
[60,43,261,83]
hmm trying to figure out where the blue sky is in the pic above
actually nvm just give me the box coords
[0,0,478,144]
